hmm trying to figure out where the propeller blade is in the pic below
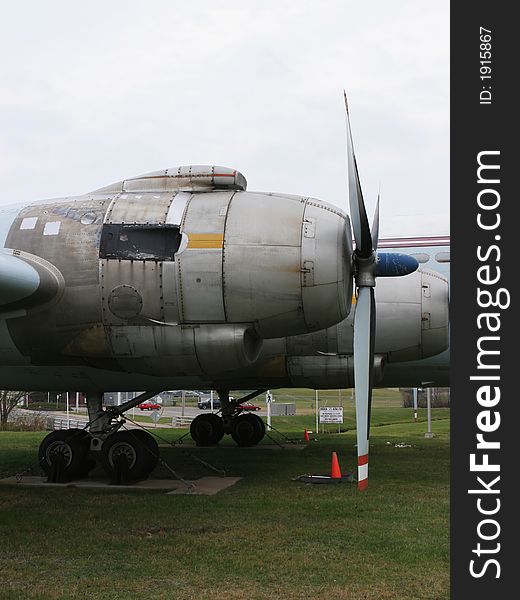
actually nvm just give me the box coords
[372,193,380,252]
[353,285,376,490]
[344,91,372,258]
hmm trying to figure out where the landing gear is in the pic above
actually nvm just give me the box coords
[100,430,159,481]
[38,391,163,483]
[38,429,93,480]
[231,413,266,447]
[190,413,225,446]
[190,389,268,447]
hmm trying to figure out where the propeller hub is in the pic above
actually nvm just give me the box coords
[354,252,376,287]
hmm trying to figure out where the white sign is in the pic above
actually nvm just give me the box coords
[265,390,273,404]
[319,407,343,424]
[151,410,162,423]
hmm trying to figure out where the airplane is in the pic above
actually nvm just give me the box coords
[0,100,449,488]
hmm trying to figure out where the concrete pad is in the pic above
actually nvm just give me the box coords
[0,475,242,495]
[167,476,242,495]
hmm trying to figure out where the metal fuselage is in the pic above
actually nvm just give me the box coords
[0,167,449,392]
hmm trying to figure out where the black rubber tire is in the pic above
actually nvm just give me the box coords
[126,429,160,472]
[38,429,90,478]
[100,430,159,481]
[190,413,225,446]
[231,413,266,447]
[66,429,97,477]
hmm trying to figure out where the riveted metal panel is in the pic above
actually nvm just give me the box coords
[162,261,181,324]
[176,192,232,322]
[113,325,202,377]
[182,191,233,233]
[225,191,305,246]
[301,202,346,285]
[333,273,423,360]
[287,355,355,388]
[108,326,156,357]
[177,249,226,322]
[286,328,329,356]
[300,201,351,331]
[105,192,173,224]
[224,245,303,329]
[166,191,191,225]
[223,191,306,336]
[100,259,164,325]
[4,196,110,360]
[420,269,449,358]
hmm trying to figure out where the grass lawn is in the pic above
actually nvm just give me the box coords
[0,393,449,600]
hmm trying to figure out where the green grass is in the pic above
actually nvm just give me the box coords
[0,398,449,600]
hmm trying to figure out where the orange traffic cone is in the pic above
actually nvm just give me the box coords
[304,429,309,442]
[331,452,342,479]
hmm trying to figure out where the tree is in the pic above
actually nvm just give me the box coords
[0,390,26,429]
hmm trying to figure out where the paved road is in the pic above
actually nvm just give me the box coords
[27,405,267,429]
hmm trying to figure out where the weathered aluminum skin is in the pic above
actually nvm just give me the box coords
[0,165,352,385]
[0,165,449,391]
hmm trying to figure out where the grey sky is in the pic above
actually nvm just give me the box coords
[0,1,449,222]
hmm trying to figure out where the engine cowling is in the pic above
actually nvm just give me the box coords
[206,267,449,390]
[2,166,353,374]
[284,267,449,362]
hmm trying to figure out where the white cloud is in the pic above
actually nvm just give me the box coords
[0,1,449,220]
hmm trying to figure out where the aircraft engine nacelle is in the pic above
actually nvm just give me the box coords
[285,267,449,363]
[286,354,385,388]
[97,167,352,341]
[2,166,352,370]
[75,323,263,377]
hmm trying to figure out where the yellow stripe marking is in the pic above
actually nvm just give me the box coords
[187,233,224,249]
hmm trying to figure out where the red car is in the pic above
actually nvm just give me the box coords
[137,401,162,411]
[240,403,261,411]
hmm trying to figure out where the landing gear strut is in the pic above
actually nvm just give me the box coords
[38,391,162,482]
[190,389,267,447]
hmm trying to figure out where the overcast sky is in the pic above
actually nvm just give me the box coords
[0,1,449,223]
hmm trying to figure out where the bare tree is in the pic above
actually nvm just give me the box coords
[0,390,26,429]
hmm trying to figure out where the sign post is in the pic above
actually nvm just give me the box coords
[425,387,435,438]
[315,390,319,435]
[265,390,273,430]
[151,409,161,428]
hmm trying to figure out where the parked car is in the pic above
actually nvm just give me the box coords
[240,403,261,411]
[198,397,221,410]
[137,401,162,411]
[171,390,202,398]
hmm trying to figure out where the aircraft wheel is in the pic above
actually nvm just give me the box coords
[38,429,90,478]
[190,413,224,446]
[66,429,96,476]
[231,413,265,447]
[126,429,160,474]
[100,430,159,481]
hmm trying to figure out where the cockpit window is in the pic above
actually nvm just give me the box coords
[99,223,182,261]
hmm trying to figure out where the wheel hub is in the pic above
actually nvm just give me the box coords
[108,442,137,469]
[45,440,73,467]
